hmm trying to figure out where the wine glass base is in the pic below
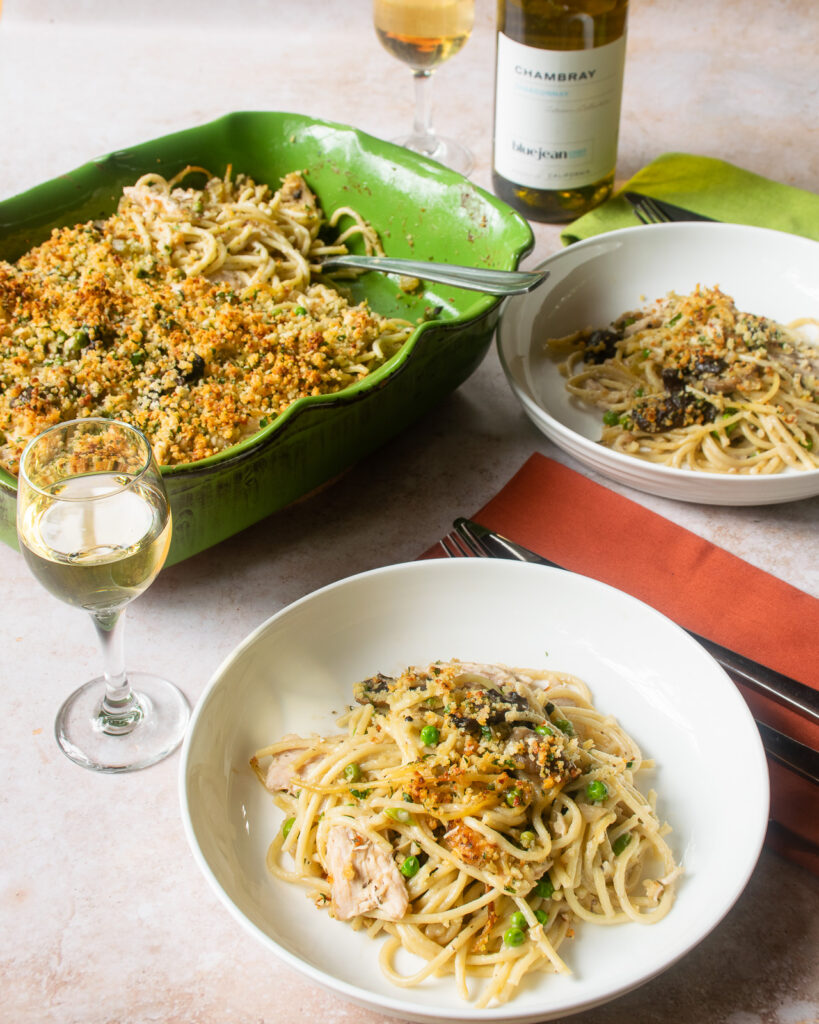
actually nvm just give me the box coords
[55,672,190,773]
[392,132,474,177]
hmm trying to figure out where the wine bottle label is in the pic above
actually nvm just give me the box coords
[493,33,626,191]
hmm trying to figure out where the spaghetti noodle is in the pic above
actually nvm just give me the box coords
[118,165,385,297]
[251,660,680,1006]
[547,286,819,474]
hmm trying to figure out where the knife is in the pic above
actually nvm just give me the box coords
[453,517,819,727]
[623,191,717,223]
[452,517,819,785]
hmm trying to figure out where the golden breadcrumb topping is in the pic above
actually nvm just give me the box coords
[0,171,411,474]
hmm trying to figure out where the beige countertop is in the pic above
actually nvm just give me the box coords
[1,2,817,1022]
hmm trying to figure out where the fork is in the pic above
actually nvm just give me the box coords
[626,193,671,225]
[623,191,716,224]
[437,526,819,785]
[439,530,479,559]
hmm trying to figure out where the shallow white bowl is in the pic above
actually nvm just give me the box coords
[497,222,819,505]
[179,558,769,1023]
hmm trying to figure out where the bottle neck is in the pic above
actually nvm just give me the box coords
[498,0,628,51]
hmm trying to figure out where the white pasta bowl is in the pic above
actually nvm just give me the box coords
[497,222,819,505]
[179,558,769,1023]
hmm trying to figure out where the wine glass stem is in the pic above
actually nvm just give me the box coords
[411,69,438,155]
[92,608,143,733]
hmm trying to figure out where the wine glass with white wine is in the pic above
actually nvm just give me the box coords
[17,418,189,773]
[374,0,475,175]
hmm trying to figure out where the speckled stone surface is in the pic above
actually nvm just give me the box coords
[0,2,817,1022]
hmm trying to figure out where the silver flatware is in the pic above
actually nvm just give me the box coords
[755,721,819,786]
[623,190,717,224]
[439,517,819,786]
[320,254,549,295]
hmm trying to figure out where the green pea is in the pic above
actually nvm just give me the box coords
[420,725,440,747]
[534,724,552,736]
[281,816,295,839]
[293,305,307,315]
[555,718,574,736]
[586,780,608,803]
[520,830,536,847]
[386,807,414,824]
[603,409,620,426]
[534,908,549,926]
[69,329,89,355]
[400,855,420,878]
[533,876,554,900]
[509,911,528,930]
[503,926,526,947]
[343,762,362,783]
[612,833,632,856]
[505,786,523,807]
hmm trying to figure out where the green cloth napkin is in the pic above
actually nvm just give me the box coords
[561,152,819,245]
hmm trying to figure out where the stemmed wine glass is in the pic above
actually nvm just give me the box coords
[17,418,190,773]
[374,0,475,175]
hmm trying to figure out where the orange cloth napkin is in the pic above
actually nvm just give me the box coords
[428,453,819,874]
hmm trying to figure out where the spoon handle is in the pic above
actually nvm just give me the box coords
[320,254,548,295]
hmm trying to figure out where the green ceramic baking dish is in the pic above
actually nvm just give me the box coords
[0,111,533,564]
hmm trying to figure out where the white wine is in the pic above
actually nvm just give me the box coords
[374,0,474,71]
[492,0,628,222]
[19,474,171,613]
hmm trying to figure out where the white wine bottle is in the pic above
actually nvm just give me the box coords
[492,0,629,223]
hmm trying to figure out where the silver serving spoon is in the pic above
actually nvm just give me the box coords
[320,254,548,295]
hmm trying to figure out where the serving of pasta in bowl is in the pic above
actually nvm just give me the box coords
[497,222,819,505]
[180,558,769,1022]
